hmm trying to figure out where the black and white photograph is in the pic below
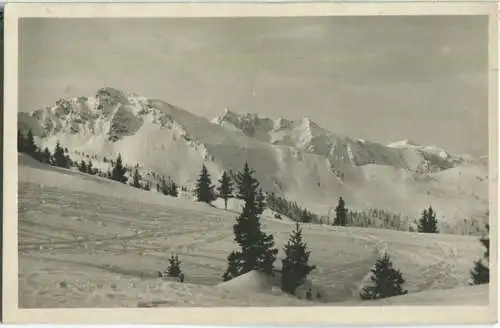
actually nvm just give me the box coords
[3,2,498,325]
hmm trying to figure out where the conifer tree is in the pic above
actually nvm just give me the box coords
[417,206,439,233]
[42,147,52,164]
[166,254,182,278]
[78,160,87,173]
[111,153,127,183]
[53,141,68,168]
[217,171,233,210]
[194,164,216,203]
[222,251,243,282]
[131,165,141,188]
[334,197,347,226]
[25,129,38,155]
[471,224,490,285]
[235,162,260,201]
[86,160,94,175]
[281,222,316,295]
[360,252,408,300]
[65,154,73,168]
[169,182,178,197]
[235,162,261,214]
[160,177,169,195]
[223,163,278,281]
[301,209,312,223]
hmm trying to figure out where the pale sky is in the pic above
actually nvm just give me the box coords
[19,16,489,156]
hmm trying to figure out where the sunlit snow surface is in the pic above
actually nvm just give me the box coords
[18,154,488,308]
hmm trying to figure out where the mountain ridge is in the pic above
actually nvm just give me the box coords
[18,87,489,225]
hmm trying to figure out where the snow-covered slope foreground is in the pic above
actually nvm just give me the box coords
[340,284,489,306]
[18,87,489,231]
[18,154,487,308]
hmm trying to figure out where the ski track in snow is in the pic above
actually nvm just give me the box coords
[18,155,488,308]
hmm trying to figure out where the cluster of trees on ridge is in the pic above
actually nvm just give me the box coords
[19,129,490,301]
[18,129,179,196]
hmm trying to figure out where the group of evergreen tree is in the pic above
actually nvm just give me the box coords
[266,193,318,223]
[347,208,405,231]
[332,197,440,234]
[417,206,439,233]
[167,254,185,282]
[157,177,179,197]
[78,159,98,175]
[194,163,265,215]
[218,162,317,297]
[18,129,72,168]
[52,142,72,168]
[18,129,39,156]
[158,254,185,283]
[470,224,490,285]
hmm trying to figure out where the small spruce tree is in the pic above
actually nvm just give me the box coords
[417,206,439,233]
[65,154,72,168]
[169,182,178,197]
[194,164,216,204]
[42,147,52,164]
[334,197,347,226]
[301,209,312,223]
[131,165,142,189]
[25,130,38,155]
[470,224,490,285]
[160,177,169,195]
[217,171,233,210]
[78,160,87,173]
[53,141,69,168]
[111,153,127,183]
[281,222,316,295]
[86,160,94,175]
[166,254,182,278]
[360,252,408,300]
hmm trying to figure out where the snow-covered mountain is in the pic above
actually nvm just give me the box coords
[18,87,489,224]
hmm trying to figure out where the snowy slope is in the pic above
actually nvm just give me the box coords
[18,87,489,227]
[18,154,487,307]
[340,284,489,306]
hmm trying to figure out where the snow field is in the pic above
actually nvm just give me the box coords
[18,154,487,307]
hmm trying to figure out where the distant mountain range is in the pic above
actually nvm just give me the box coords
[18,87,489,225]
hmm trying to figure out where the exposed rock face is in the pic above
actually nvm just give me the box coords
[108,106,144,142]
